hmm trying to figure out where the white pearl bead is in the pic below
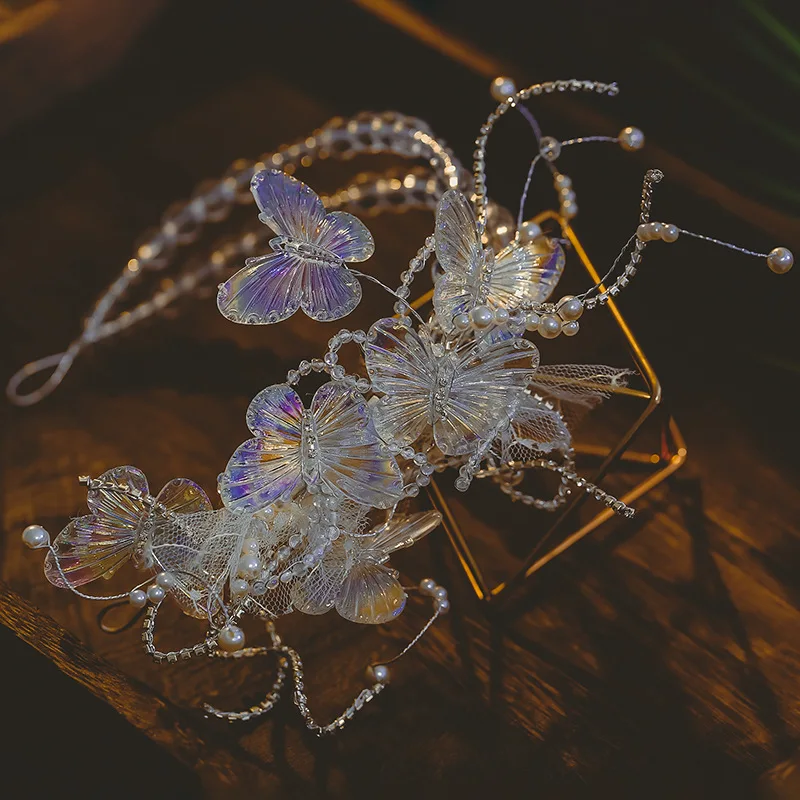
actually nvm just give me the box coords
[433,586,448,601]
[539,136,561,162]
[636,223,650,242]
[649,222,664,239]
[767,246,794,274]
[453,312,471,331]
[562,321,580,337]
[238,554,261,580]
[147,584,166,603]
[661,224,679,243]
[519,220,542,243]
[419,577,437,595]
[259,505,276,523]
[538,314,562,338]
[22,524,49,550]
[128,589,147,608]
[218,624,245,652]
[525,312,541,331]
[470,305,494,328]
[490,75,517,102]
[367,664,391,683]
[155,571,176,589]
[557,296,583,321]
[619,126,645,151]
[230,578,249,596]
[493,306,510,325]
[435,598,451,615]
[241,538,259,555]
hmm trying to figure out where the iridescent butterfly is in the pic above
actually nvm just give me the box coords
[434,190,565,330]
[364,317,539,456]
[217,169,374,324]
[292,510,442,624]
[219,381,403,512]
[45,466,212,589]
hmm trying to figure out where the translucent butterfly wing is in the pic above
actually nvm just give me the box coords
[219,384,304,512]
[433,190,485,326]
[254,170,374,259]
[302,208,373,319]
[312,381,403,509]
[45,516,134,588]
[251,169,326,240]
[335,561,407,624]
[490,240,566,307]
[434,190,483,274]
[435,337,539,456]
[364,318,438,448]
[217,251,304,324]
[44,465,148,588]
[300,260,363,321]
[366,510,442,562]
[433,270,475,328]
[156,478,213,516]
[313,210,375,262]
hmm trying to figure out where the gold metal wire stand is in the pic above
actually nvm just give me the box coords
[418,211,688,608]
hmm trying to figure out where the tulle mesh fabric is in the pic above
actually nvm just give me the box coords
[146,499,376,621]
[530,364,633,428]
[147,508,250,621]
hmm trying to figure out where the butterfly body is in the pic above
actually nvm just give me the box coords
[430,352,457,425]
[268,235,341,265]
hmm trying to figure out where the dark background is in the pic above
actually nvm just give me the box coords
[1,1,798,797]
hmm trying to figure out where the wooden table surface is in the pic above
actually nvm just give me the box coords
[1,2,798,797]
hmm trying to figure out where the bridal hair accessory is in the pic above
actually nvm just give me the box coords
[16,77,792,733]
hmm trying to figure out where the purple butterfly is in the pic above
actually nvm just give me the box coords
[217,169,375,324]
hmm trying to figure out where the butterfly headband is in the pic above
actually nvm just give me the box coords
[16,77,793,733]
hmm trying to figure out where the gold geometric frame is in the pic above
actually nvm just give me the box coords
[418,211,688,609]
